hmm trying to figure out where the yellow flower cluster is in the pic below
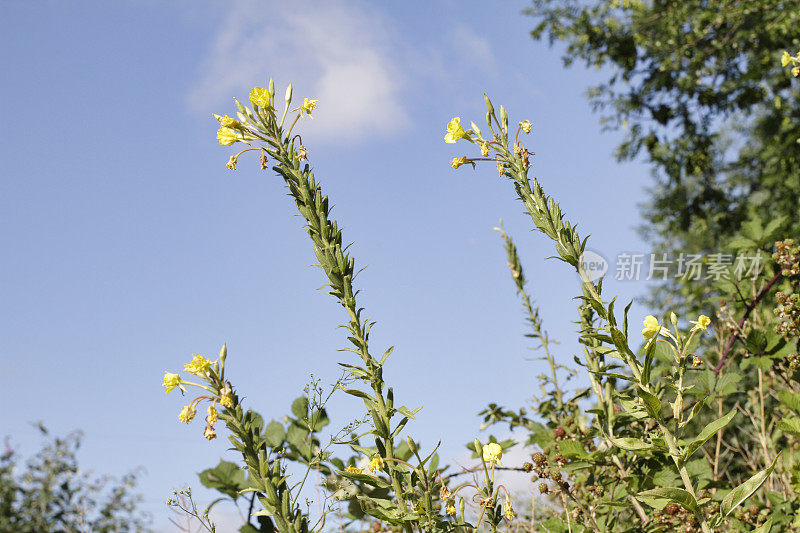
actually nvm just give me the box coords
[162,347,233,442]
[643,313,711,339]
[782,50,800,77]
[367,455,384,473]
[345,466,362,474]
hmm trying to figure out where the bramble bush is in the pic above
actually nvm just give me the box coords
[162,53,800,532]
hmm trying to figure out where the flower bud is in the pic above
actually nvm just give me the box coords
[484,94,494,115]
[284,83,293,107]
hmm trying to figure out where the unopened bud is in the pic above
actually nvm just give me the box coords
[473,438,483,458]
[670,312,678,327]
[471,121,482,138]
[484,94,494,115]
[284,83,293,106]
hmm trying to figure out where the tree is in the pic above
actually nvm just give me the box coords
[0,425,150,532]
[526,0,800,308]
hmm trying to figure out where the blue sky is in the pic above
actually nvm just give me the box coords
[1,0,654,528]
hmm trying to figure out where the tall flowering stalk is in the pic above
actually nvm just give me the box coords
[446,97,782,531]
[172,78,472,532]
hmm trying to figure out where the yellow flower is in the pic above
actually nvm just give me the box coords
[249,86,270,108]
[163,372,184,393]
[445,500,456,516]
[207,404,218,426]
[480,141,490,157]
[226,156,237,170]
[345,466,362,474]
[178,404,196,423]
[504,498,517,520]
[218,115,240,128]
[782,50,792,67]
[219,385,234,409]
[203,424,217,440]
[792,66,800,77]
[482,442,503,466]
[295,145,308,161]
[217,126,238,146]
[692,355,703,367]
[367,455,384,473]
[300,98,318,115]
[496,160,505,176]
[519,120,532,134]
[184,354,212,376]
[451,157,468,169]
[444,117,470,144]
[691,314,711,333]
[641,315,662,339]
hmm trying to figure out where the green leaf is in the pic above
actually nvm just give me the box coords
[637,487,699,514]
[557,440,589,459]
[636,386,662,419]
[720,453,782,517]
[264,420,285,448]
[642,337,657,384]
[778,390,800,415]
[379,346,394,365]
[396,405,422,420]
[609,436,653,452]
[291,397,309,418]
[776,417,800,437]
[679,397,707,429]
[714,372,742,396]
[746,330,768,354]
[683,409,737,460]
[198,460,247,500]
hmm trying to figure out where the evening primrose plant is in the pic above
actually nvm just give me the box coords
[162,75,800,532]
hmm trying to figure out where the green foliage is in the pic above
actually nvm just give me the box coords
[168,55,800,532]
[526,0,800,310]
[0,425,149,532]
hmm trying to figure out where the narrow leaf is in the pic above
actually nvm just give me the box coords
[637,487,699,514]
[684,409,736,460]
[721,453,781,517]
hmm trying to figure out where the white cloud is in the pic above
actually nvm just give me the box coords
[188,0,408,143]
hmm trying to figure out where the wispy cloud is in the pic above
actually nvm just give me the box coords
[188,0,408,143]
